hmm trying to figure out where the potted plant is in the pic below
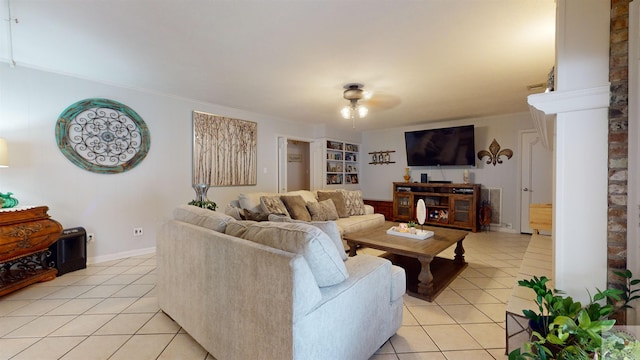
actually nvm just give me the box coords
[509,271,640,360]
[188,199,217,211]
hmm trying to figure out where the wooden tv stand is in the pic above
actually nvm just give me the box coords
[392,182,481,232]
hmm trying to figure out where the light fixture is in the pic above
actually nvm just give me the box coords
[341,83,369,128]
[0,138,9,167]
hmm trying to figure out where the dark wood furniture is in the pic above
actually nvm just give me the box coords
[363,199,393,220]
[392,182,481,232]
[0,206,63,297]
[344,221,468,301]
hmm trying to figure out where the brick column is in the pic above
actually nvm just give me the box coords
[609,0,630,323]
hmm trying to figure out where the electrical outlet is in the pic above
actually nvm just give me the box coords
[133,227,144,236]
[87,233,95,243]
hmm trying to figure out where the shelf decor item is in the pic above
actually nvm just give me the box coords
[416,199,426,231]
[403,167,411,182]
[55,98,151,174]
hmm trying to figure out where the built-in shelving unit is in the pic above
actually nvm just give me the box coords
[323,140,360,187]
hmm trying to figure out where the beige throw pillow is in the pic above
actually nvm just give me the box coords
[306,199,339,221]
[280,195,312,222]
[260,196,290,217]
[339,189,366,216]
[317,191,349,218]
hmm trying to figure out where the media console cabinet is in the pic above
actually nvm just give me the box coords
[0,206,63,297]
[392,182,481,232]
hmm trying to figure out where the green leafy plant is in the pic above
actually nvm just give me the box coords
[188,200,217,211]
[510,271,640,360]
[407,221,417,228]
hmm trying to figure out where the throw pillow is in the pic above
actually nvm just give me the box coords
[306,199,339,221]
[243,209,271,222]
[269,216,346,261]
[339,189,366,216]
[238,222,349,287]
[280,195,312,222]
[317,191,349,218]
[260,196,290,217]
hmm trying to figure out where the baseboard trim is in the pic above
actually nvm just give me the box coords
[88,246,156,265]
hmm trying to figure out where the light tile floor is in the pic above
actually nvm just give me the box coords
[0,231,530,360]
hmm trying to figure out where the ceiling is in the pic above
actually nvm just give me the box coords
[0,0,556,131]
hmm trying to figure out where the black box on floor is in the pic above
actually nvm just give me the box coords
[47,227,87,276]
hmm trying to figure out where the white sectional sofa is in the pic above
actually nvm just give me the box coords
[157,205,405,360]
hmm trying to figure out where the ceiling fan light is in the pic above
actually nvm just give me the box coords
[341,106,352,119]
[358,105,368,118]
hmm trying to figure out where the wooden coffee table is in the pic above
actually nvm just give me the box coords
[344,221,468,301]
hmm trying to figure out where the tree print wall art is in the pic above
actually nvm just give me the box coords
[192,111,257,186]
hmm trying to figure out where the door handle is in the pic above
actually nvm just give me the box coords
[523,188,529,192]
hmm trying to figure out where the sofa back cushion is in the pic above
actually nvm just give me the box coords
[173,205,236,233]
[268,215,346,261]
[238,222,349,287]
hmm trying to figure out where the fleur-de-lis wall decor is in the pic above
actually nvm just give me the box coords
[477,139,513,166]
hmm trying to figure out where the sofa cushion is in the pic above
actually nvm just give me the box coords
[306,199,339,222]
[225,220,256,238]
[268,215,347,261]
[317,191,349,218]
[260,196,291,217]
[281,195,312,222]
[335,213,386,236]
[285,190,317,204]
[173,205,235,233]
[239,222,348,287]
[339,189,366,216]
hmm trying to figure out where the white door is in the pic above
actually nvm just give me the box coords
[520,131,553,234]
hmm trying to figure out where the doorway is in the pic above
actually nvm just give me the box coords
[277,137,315,193]
[519,130,553,234]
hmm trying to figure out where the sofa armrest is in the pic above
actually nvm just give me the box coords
[364,204,374,215]
[157,220,322,359]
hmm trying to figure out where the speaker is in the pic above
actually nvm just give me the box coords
[421,173,428,183]
[47,227,87,276]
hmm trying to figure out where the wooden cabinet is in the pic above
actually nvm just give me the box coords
[363,199,393,220]
[0,206,63,296]
[323,139,360,187]
[392,182,481,232]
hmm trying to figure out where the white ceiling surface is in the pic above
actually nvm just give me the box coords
[0,0,555,131]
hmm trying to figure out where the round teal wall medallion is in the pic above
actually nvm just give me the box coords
[55,98,151,174]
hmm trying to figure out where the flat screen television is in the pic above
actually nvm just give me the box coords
[404,125,476,166]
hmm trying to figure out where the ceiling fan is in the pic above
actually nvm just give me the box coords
[339,83,400,128]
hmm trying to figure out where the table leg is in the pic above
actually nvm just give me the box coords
[417,254,434,295]
[347,241,357,257]
[454,239,466,264]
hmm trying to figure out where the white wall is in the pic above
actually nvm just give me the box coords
[360,112,534,231]
[0,65,318,262]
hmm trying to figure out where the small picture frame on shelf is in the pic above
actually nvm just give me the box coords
[384,152,390,162]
